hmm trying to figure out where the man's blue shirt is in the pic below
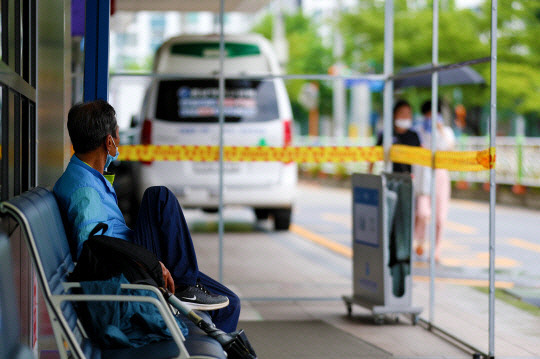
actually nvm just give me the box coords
[53,155,134,259]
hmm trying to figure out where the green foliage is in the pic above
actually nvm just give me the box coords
[479,0,540,115]
[339,0,539,129]
[112,55,154,73]
[340,2,490,106]
[475,287,540,317]
[251,12,334,123]
[253,1,539,134]
[334,163,350,179]
[497,63,540,114]
[251,14,273,39]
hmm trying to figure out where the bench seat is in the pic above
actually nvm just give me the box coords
[0,187,226,359]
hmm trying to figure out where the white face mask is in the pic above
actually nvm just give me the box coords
[395,118,412,130]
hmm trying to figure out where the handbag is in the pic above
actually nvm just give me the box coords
[68,222,164,288]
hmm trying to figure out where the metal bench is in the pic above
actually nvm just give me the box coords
[0,187,226,359]
[0,233,36,359]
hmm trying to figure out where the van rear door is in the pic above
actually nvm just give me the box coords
[149,78,286,186]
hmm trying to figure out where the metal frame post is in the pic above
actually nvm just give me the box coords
[218,0,225,284]
[488,0,498,356]
[83,0,110,101]
[428,0,439,325]
[106,6,500,357]
[382,0,394,172]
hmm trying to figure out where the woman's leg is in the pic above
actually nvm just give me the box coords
[132,186,199,286]
[414,194,431,256]
[435,170,451,262]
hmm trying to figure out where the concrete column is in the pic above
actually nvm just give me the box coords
[37,0,72,185]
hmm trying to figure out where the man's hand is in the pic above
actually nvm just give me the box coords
[160,261,175,293]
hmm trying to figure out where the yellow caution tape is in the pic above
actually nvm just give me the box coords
[3,144,494,170]
[436,147,496,171]
[389,145,496,171]
[115,144,494,171]
[119,145,385,164]
[389,144,432,167]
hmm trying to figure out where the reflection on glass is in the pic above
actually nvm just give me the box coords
[0,86,3,198]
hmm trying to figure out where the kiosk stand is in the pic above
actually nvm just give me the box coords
[343,173,422,324]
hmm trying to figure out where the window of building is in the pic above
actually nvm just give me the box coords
[0,0,37,201]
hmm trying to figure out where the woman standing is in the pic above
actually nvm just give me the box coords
[414,100,456,263]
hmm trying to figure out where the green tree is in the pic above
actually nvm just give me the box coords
[340,0,540,134]
[340,1,489,106]
[478,0,540,122]
[252,12,333,133]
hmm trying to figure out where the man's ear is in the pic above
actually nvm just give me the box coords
[104,134,113,151]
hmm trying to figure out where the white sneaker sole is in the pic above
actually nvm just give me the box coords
[180,297,230,311]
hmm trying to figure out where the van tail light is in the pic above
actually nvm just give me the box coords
[283,119,292,147]
[141,119,153,165]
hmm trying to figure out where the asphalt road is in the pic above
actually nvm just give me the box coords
[183,181,540,291]
[291,181,540,289]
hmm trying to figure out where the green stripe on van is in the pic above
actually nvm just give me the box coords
[170,42,261,58]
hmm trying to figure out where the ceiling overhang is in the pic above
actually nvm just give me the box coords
[115,0,271,13]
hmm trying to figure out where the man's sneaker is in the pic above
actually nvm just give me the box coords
[175,281,229,311]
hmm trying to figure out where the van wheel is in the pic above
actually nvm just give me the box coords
[254,209,269,220]
[202,208,219,214]
[273,208,292,231]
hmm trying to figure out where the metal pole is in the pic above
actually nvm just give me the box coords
[489,0,498,356]
[428,0,439,325]
[218,0,225,283]
[382,0,394,172]
[110,72,387,82]
[83,0,110,102]
[332,0,345,138]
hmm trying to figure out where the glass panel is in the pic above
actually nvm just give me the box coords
[7,89,13,199]
[155,79,279,123]
[0,2,2,60]
[170,42,261,58]
[0,85,3,199]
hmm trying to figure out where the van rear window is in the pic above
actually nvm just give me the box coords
[155,79,280,123]
[170,43,261,58]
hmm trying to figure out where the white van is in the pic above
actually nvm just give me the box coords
[134,34,297,230]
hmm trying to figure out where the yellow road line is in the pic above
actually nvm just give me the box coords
[322,214,478,236]
[446,220,478,235]
[413,276,514,289]
[437,252,519,268]
[321,213,479,235]
[450,199,488,212]
[290,224,352,258]
[321,213,352,228]
[508,238,540,254]
[292,223,515,289]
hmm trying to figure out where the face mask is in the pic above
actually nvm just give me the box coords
[395,118,412,130]
[104,137,119,171]
[423,114,443,132]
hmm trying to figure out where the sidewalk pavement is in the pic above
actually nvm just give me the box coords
[192,228,540,359]
[36,215,540,358]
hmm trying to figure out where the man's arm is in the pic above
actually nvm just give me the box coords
[160,262,175,292]
[67,187,108,258]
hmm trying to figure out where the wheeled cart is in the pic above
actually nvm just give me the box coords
[342,295,422,325]
[343,173,422,324]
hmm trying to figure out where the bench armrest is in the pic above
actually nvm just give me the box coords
[62,282,167,305]
[50,289,188,359]
[62,282,180,335]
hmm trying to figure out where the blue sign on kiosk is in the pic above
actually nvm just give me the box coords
[353,187,379,248]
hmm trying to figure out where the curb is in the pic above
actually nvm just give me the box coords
[299,173,540,210]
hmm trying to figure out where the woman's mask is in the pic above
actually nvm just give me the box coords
[395,118,412,130]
